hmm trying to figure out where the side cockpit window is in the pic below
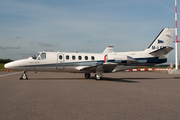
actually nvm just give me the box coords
[40,53,46,60]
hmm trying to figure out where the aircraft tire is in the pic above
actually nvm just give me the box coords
[85,73,91,79]
[20,73,28,80]
[95,74,101,81]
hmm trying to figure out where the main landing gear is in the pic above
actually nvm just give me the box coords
[85,73,91,79]
[20,71,28,80]
[84,73,102,80]
[94,74,101,81]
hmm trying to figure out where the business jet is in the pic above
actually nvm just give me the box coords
[4,28,175,80]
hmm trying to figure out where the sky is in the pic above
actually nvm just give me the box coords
[0,0,179,63]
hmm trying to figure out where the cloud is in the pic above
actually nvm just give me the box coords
[153,1,175,14]
[16,36,23,39]
[87,40,92,43]
[38,42,53,47]
[0,46,21,50]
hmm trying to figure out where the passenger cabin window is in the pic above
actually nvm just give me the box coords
[66,55,69,60]
[78,56,82,60]
[72,55,76,60]
[91,56,95,60]
[59,55,62,59]
[85,56,88,60]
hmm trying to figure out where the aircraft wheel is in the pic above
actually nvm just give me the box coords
[20,71,28,80]
[85,73,91,79]
[95,74,101,81]
[22,74,28,80]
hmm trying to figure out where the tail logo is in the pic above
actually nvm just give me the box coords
[158,39,164,44]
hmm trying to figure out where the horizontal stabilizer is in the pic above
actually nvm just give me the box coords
[149,46,174,56]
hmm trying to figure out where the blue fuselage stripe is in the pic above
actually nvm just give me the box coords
[16,57,167,68]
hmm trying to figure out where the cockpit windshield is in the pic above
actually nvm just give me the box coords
[32,53,40,60]
[32,53,46,60]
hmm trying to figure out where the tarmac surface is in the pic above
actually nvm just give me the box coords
[0,71,180,120]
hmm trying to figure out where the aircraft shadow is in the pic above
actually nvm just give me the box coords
[28,77,139,83]
[91,77,171,82]
[92,77,139,83]
[25,78,85,81]
[23,76,173,83]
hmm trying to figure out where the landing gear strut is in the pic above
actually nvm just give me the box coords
[84,73,91,79]
[95,66,103,81]
[20,71,28,80]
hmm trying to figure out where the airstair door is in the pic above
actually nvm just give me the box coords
[57,53,64,69]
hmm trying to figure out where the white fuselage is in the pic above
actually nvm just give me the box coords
[4,50,166,73]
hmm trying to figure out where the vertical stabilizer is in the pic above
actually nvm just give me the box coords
[148,28,175,50]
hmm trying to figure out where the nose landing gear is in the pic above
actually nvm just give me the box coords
[20,71,28,80]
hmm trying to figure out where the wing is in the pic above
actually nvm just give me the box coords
[76,62,118,73]
[75,54,136,73]
[76,65,101,72]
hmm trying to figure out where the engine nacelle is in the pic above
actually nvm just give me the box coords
[114,54,135,64]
